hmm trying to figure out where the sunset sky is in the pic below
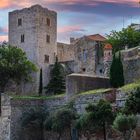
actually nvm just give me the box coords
[0,0,140,43]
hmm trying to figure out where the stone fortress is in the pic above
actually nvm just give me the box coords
[1,4,140,140]
[9,4,113,95]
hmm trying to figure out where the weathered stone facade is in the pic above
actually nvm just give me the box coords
[121,46,140,84]
[9,5,57,95]
[66,73,111,98]
[57,42,74,62]
[74,34,106,76]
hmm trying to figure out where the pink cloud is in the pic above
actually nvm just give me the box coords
[58,25,85,33]
[0,35,8,42]
[0,0,138,9]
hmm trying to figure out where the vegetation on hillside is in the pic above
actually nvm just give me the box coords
[76,99,114,140]
[113,114,137,140]
[107,27,140,53]
[0,45,37,92]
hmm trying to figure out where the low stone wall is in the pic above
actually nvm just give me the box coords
[0,93,11,140]
[0,89,139,140]
[66,73,111,98]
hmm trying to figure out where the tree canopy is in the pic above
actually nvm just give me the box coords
[124,87,140,114]
[113,113,137,140]
[0,45,37,92]
[76,100,114,140]
[107,27,140,53]
[44,107,77,140]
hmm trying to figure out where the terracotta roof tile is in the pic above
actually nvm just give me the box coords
[104,43,112,49]
[87,34,106,41]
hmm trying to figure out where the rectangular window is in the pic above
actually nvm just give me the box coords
[46,35,50,43]
[44,55,49,63]
[18,18,22,26]
[21,34,24,43]
[47,18,51,26]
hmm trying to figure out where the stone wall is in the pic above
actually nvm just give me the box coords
[66,73,111,98]
[1,89,140,140]
[121,47,140,84]
[57,42,74,62]
[0,94,11,140]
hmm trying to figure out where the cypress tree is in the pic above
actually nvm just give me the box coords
[39,68,43,96]
[110,52,124,88]
[45,57,65,95]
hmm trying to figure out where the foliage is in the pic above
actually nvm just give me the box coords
[0,45,37,92]
[11,94,65,100]
[39,68,43,96]
[44,106,77,140]
[110,52,124,88]
[120,79,140,93]
[113,113,137,140]
[21,107,48,128]
[107,27,140,53]
[45,57,65,95]
[124,87,140,114]
[76,99,114,140]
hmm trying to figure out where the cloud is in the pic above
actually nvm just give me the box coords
[58,25,86,33]
[0,26,8,35]
[0,35,8,42]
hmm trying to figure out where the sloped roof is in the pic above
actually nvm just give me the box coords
[87,34,106,41]
[104,43,112,49]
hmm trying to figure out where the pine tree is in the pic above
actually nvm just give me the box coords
[110,52,124,88]
[45,57,65,95]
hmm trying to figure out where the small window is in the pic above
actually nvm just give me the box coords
[100,69,103,73]
[18,18,22,26]
[83,49,88,62]
[21,34,24,43]
[47,18,51,26]
[44,55,49,63]
[46,35,50,43]
[82,68,86,72]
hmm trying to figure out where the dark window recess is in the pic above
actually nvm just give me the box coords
[21,34,25,43]
[44,55,49,63]
[46,35,50,43]
[82,68,86,72]
[18,18,22,26]
[100,69,103,73]
[47,18,51,26]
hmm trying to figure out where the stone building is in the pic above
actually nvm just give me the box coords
[103,43,113,77]
[9,5,57,95]
[57,42,74,62]
[74,34,106,76]
[8,5,113,95]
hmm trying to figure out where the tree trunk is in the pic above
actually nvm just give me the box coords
[103,122,106,140]
[57,132,61,140]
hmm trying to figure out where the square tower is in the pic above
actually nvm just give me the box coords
[9,5,57,95]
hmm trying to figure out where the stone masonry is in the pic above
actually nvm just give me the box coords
[9,5,57,95]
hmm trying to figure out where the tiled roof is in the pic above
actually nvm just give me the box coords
[87,34,106,41]
[104,43,112,49]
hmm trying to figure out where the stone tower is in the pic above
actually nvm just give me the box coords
[103,44,113,77]
[9,5,57,95]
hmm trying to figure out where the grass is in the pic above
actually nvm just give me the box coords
[120,80,140,93]
[77,88,111,96]
[11,93,65,100]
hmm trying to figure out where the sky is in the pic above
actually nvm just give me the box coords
[0,0,140,43]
